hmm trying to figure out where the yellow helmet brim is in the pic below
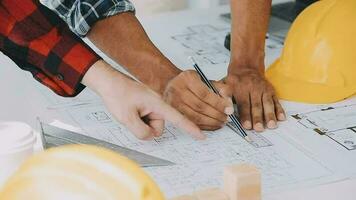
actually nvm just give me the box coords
[266,59,356,104]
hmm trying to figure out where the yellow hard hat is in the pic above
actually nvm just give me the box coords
[266,0,356,103]
[0,145,164,200]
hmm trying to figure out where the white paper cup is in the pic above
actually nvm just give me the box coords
[0,122,36,187]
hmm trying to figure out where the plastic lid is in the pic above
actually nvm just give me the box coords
[0,122,36,153]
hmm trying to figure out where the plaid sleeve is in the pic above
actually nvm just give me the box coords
[0,0,101,97]
[40,0,135,37]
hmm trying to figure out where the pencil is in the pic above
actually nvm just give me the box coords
[188,56,251,142]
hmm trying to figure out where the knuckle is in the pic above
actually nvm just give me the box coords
[175,103,185,113]
[197,89,209,98]
[171,100,181,109]
[194,102,206,112]
[167,84,179,94]
[263,95,273,104]
[266,98,274,105]
[183,70,196,79]
[195,116,204,124]
[252,101,262,109]
[205,94,220,107]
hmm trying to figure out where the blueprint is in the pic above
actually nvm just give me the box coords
[291,104,356,150]
[43,102,341,198]
[171,25,231,65]
[171,25,283,66]
[33,17,354,198]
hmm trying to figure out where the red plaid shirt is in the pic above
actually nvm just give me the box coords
[0,0,100,97]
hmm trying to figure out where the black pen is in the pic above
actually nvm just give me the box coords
[188,56,251,142]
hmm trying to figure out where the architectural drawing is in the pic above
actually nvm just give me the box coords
[171,25,231,65]
[61,103,338,198]
[171,25,283,66]
[292,103,356,150]
[227,122,273,148]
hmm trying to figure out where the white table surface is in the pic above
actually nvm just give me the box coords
[0,5,355,200]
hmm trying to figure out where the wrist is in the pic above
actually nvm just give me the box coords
[228,51,265,75]
[142,56,181,94]
[82,60,132,97]
[158,61,182,92]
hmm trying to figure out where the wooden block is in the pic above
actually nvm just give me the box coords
[193,188,229,200]
[169,195,197,200]
[223,164,261,200]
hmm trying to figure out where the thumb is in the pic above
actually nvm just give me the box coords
[125,112,157,141]
[145,113,165,137]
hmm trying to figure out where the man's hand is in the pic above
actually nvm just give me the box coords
[225,67,285,132]
[82,60,204,140]
[164,70,234,131]
[227,0,285,132]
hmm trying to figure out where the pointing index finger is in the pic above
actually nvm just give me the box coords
[154,100,205,140]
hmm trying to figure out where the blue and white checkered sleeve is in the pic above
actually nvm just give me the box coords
[40,0,135,37]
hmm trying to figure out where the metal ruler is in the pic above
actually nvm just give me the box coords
[227,122,273,148]
[39,122,175,167]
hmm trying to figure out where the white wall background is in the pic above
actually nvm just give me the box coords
[131,0,292,15]
[188,0,292,7]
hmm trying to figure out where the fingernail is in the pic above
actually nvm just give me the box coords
[254,123,264,132]
[224,107,234,115]
[243,121,252,129]
[267,120,277,129]
[278,113,286,121]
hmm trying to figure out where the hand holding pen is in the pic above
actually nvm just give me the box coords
[189,56,251,142]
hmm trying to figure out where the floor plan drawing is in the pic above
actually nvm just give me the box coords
[171,25,231,65]
[170,24,284,66]
[56,103,341,198]
[292,104,356,150]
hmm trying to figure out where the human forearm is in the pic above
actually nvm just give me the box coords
[81,60,128,97]
[229,0,272,72]
[226,0,285,132]
[80,8,234,132]
[87,12,181,94]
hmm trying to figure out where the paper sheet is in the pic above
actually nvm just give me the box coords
[170,24,283,66]
[40,101,344,198]
[291,103,356,150]
[34,8,356,198]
